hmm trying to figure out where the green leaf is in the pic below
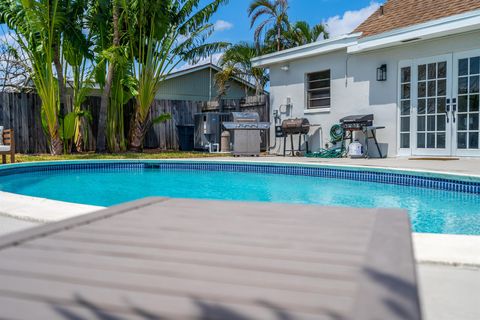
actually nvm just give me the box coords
[60,112,76,141]
[151,113,172,124]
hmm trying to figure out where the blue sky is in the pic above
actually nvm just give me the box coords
[1,0,384,71]
[207,0,383,44]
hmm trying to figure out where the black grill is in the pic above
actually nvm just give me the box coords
[340,114,374,130]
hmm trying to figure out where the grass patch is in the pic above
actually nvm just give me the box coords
[14,151,224,163]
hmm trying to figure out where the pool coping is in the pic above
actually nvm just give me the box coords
[0,191,103,223]
[3,158,480,182]
[1,158,480,267]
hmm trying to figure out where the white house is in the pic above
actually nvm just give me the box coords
[252,0,480,157]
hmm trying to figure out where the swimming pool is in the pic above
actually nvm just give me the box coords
[1,160,479,235]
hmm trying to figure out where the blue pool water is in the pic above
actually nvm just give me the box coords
[1,165,479,235]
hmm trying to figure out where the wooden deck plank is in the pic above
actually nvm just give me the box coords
[0,270,351,316]
[0,198,421,320]
[71,224,370,258]
[81,220,371,252]
[48,230,367,265]
[0,279,327,320]
[0,247,358,294]
[23,237,361,279]
[0,295,151,320]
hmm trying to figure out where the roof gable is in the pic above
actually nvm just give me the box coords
[354,0,480,38]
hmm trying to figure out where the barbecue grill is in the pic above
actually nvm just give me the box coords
[280,118,310,157]
[222,112,270,156]
[339,114,385,158]
[281,118,310,135]
[340,114,373,130]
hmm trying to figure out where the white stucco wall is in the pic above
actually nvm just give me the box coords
[269,30,480,157]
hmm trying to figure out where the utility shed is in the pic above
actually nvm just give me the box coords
[0,198,421,320]
[156,64,258,101]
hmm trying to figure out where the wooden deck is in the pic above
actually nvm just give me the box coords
[0,198,421,320]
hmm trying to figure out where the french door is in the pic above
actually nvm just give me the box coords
[398,52,480,156]
[453,50,480,156]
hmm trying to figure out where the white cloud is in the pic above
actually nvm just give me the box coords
[324,2,381,37]
[213,20,233,32]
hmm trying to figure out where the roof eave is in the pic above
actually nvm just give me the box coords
[251,33,361,68]
[348,9,480,54]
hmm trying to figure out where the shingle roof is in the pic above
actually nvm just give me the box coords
[354,0,480,38]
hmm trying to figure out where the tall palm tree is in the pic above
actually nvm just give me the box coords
[248,0,289,52]
[216,42,268,97]
[287,21,329,46]
[124,0,229,152]
[95,0,122,152]
[87,0,131,153]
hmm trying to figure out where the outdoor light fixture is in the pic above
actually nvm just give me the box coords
[377,64,387,81]
[280,64,289,72]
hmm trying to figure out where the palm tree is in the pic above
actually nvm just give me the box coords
[123,0,229,152]
[216,42,269,97]
[86,0,131,153]
[94,0,122,152]
[1,0,65,155]
[248,0,289,52]
[286,21,329,47]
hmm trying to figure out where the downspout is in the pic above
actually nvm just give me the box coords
[209,56,212,101]
[345,54,351,87]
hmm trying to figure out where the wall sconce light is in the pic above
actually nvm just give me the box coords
[280,64,289,72]
[377,64,387,81]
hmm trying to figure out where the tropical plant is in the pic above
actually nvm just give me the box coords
[266,20,328,50]
[92,0,125,152]
[215,42,268,97]
[62,0,96,152]
[248,0,289,52]
[123,0,229,152]
[1,0,65,154]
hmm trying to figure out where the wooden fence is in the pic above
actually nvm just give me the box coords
[0,93,269,153]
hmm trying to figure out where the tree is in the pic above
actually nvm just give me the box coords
[0,33,32,92]
[94,0,121,152]
[1,0,65,154]
[215,42,268,97]
[248,0,289,52]
[285,21,328,47]
[124,0,229,152]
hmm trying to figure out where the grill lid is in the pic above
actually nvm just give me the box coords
[339,114,374,123]
[223,122,270,130]
[231,112,260,123]
[281,118,310,134]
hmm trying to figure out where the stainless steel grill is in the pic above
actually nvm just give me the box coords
[222,112,270,156]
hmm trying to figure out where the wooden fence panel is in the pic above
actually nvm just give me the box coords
[0,93,268,153]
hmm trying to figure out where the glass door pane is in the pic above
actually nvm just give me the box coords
[416,61,448,150]
[399,66,411,149]
[456,56,480,151]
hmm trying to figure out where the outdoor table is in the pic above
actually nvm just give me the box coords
[0,198,421,320]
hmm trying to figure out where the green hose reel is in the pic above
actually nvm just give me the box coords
[306,124,345,158]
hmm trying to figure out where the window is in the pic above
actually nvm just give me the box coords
[306,70,330,109]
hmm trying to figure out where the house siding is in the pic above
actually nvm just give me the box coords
[269,30,480,156]
[156,68,253,101]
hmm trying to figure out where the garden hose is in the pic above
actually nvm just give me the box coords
[329,124,344,143]
[306,124,345,158]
